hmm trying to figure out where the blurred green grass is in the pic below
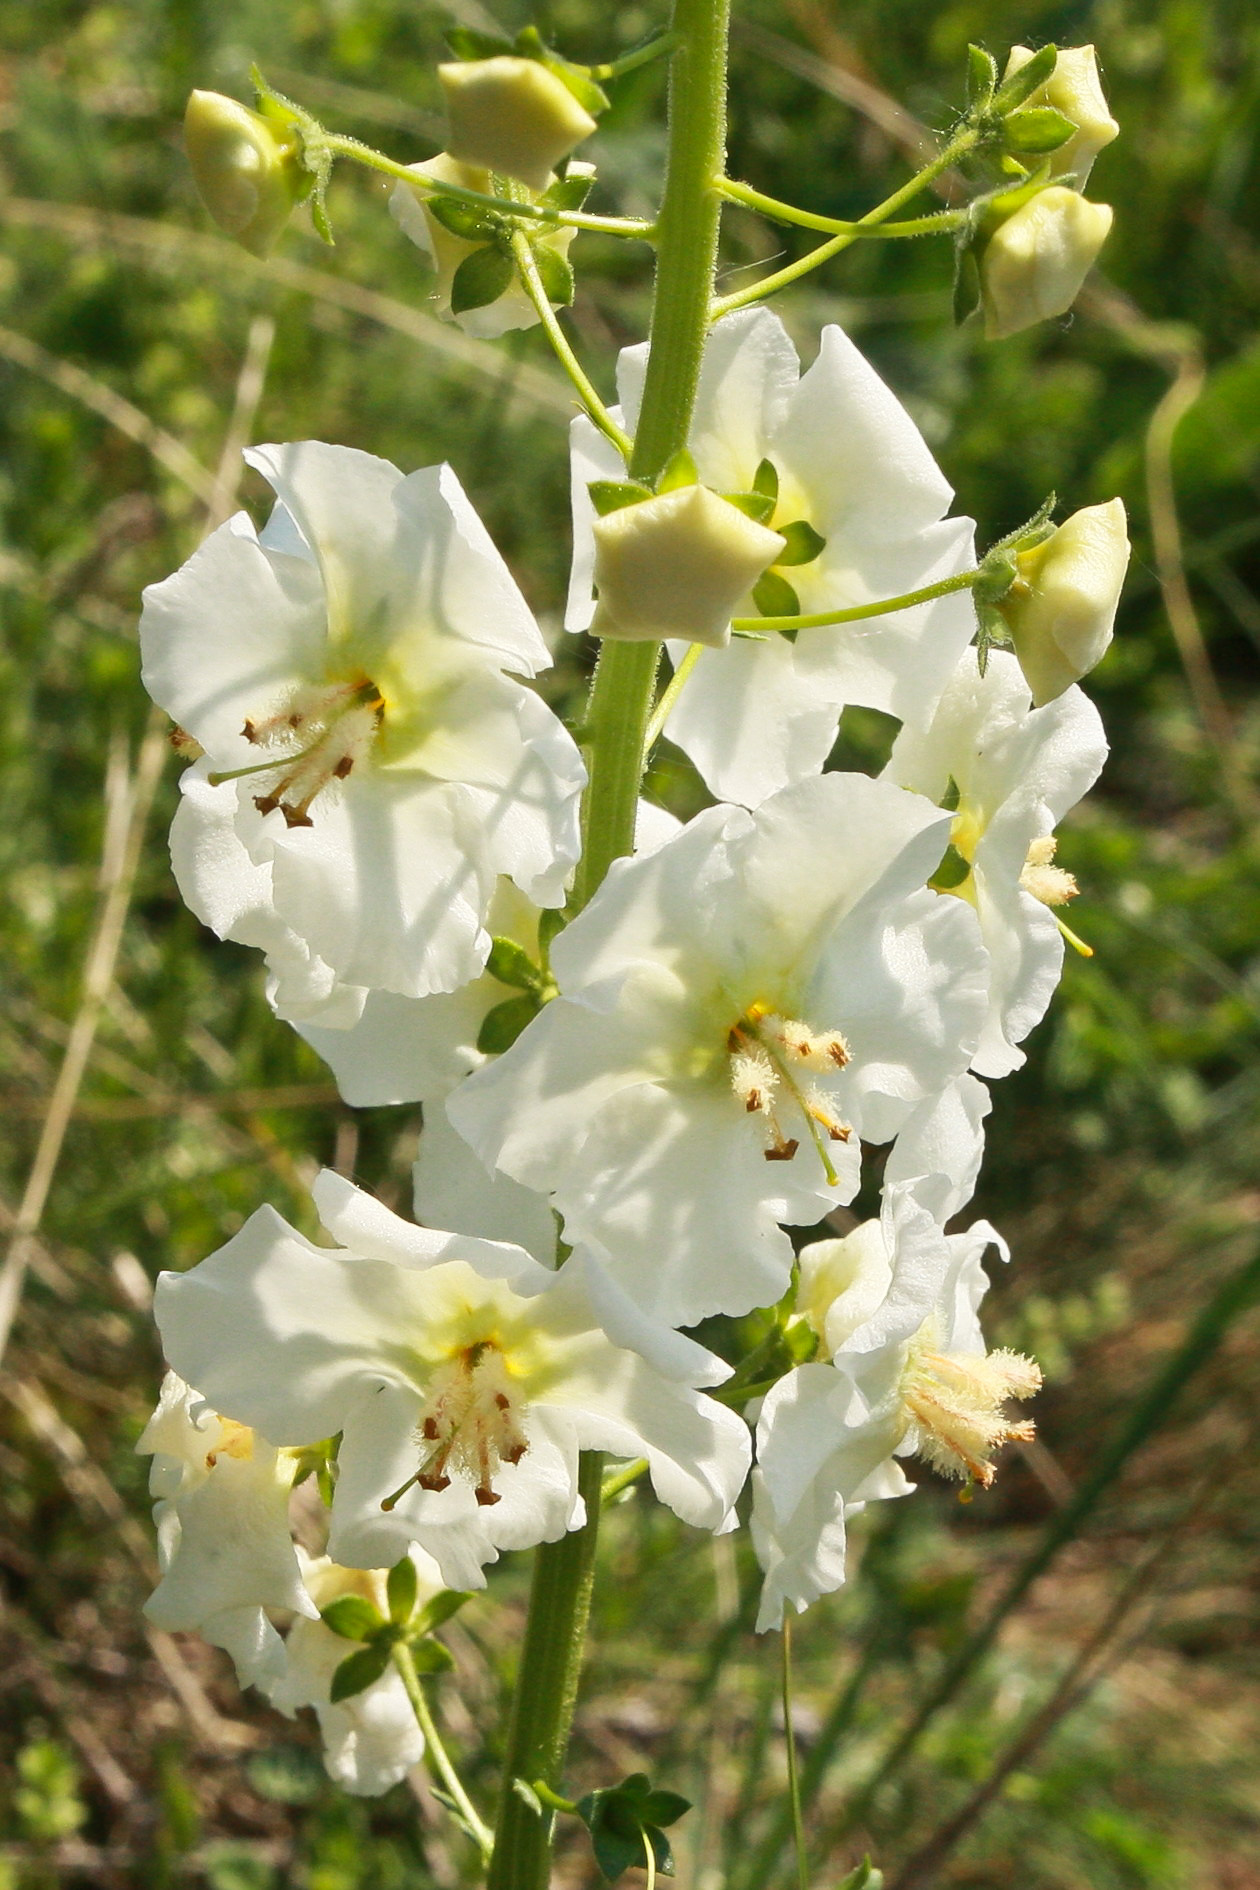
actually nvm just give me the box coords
[1,1,1259,1885]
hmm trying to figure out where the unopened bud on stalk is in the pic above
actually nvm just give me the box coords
[439,57,597,194]
[980,185,1113,339]
[1003,45,1119,183]
[591,485,786,646]
[183,90,308,257]
[997,498,1129,704]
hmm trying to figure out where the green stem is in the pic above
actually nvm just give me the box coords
[782,1618,810,1890]
[643,641,704,754]
[719,176,964,239]
[590,32,681,82]
[601,1456,649,1504]
[486,8,731,1887]
[711,127,979,318]
[485,1453,605,1889]
[325,133,653,236]
[731,567,981,635]
[508,225,633,458]
[392,1643,494,1858]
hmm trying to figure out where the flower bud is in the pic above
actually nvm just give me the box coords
[439,57,597,194]
[998,499,1129,704]
[391,155,588,340]
[592,485,786,647]
[1003,45,1119,183]
[183,90,306,257]
[980,185,1113,339]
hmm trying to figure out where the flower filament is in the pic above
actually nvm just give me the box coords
[898,1326,1041,1488]
[727,1000,851,1184]
[381,1340,529,1512]
[208,678,385,828]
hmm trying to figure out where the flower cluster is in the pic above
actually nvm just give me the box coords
[139,38,1128,1798]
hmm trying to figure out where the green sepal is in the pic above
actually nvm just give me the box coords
[542,172,595,212]
[426,194,502,242]
[972,547,1019,605]
[537,906,565,969]
[575,1773,690,1883]
[973,600,1014,675]
[838,1858,884,1890]
[752,571,801,618]
[320,1595,386,1642]
[992,42,1057,112]
[386,1556,418,1628]
[985,491,1057,558]
[249,64,330,239]
[413,1590,474,1637]
[512,26,611,115]
[531,240,575,307]
[722,489,776,524]
[588,479,653,516]
[407,1639,455,1675]
[752,456,780,502]
[638,1789,691,1827]
[775,518,827,566]
[1003,106,1076,154]
[444,27,514,59]
[952,240,982,327]
[450,243,514,315]
[476,992,542,1055]
[330,1642,391,1703]
[657,448,698,492]
[486,936,544,991]
[929,841,972,892]
[966,44,998,110]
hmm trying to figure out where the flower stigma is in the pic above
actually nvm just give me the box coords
[381,1339,529,1512]
[208,678,385,828]
[898,1321,1041,1489]
[727,999,851,1183]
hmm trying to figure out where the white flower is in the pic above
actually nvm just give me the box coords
[137,1373,315,1688]
[270,1551,437,1795]
[752,1189,1034,1629]
[886,650,1106,1077]
[141,442,585,1000]
[448,773,989,1326]
[567,308,977,804]
[391,157,591,340]
[1002,46,1119,185]
[980,187,1113,341]
[153,1171,750,1591]
[883,1073,992,1224]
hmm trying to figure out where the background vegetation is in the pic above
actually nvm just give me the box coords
[1,0,1259,1884]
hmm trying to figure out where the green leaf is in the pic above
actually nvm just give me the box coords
[657,448,698,492]
[1003,106,1076,153]
[330,1642,390,1703]
[444,27,514,59]
[449,244,514,315]
[775,518,827,566]
[966,44,998,109]
[993,42,1057,112]
[408,1639,455,1675]
[752,571,801,618]
[542,172,594,212]
[385,1556,417,1627]
[752,456,780,502]
[638,1789,691,1827]
[414,1589,475,1636]
[320,1596,385,1642]
[722,489,776,524]
[426,194,501,242]
[531,241,575,307]
[512,1777,544,1815]
[588,479,652,516]
[476,993,542,1055]
[485,936,543,991]
[837,1858,884,1890]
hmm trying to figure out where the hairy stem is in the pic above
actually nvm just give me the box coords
[392,1644,493,1858]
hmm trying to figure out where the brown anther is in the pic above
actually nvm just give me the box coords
[494,1393,511,1411]
[288,712,303,728]
[745,1090,764,1113]
[418,1471,451,1493]
[505,1442,527,1465]
[332,755,354,779]
[279,802,315,830]
[422,1417,440,1440]
[253,792,281,817]
[242,718,260,743]
[827,1123,852,1142]
[169,725,203,757]
[765,1139,799,1162]
[828,1041,850,1067]
[474,1485,501,1507]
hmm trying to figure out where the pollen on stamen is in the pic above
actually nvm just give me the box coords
[1019,834,1079,908]
[382,1341,530,1514]
[901,1342,1042,1489]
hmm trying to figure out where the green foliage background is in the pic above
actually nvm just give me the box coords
[1,1,1258,1885]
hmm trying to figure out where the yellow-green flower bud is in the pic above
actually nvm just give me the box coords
[981,186,1113,340]
[439,57,597,195]
[999,499,1129,704]
[1003,45,1119,183]
[592,485,786,647]
[183,90,306,257]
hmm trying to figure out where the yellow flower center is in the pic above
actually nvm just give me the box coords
[382,1340,529,1512]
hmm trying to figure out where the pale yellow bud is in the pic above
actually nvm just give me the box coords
[439,57,597,194]
[591,486,786,647]
[981,185,1114,339]
[1000,499,1130,705]
[183,90,305,257]
[1004,45,1119,183]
